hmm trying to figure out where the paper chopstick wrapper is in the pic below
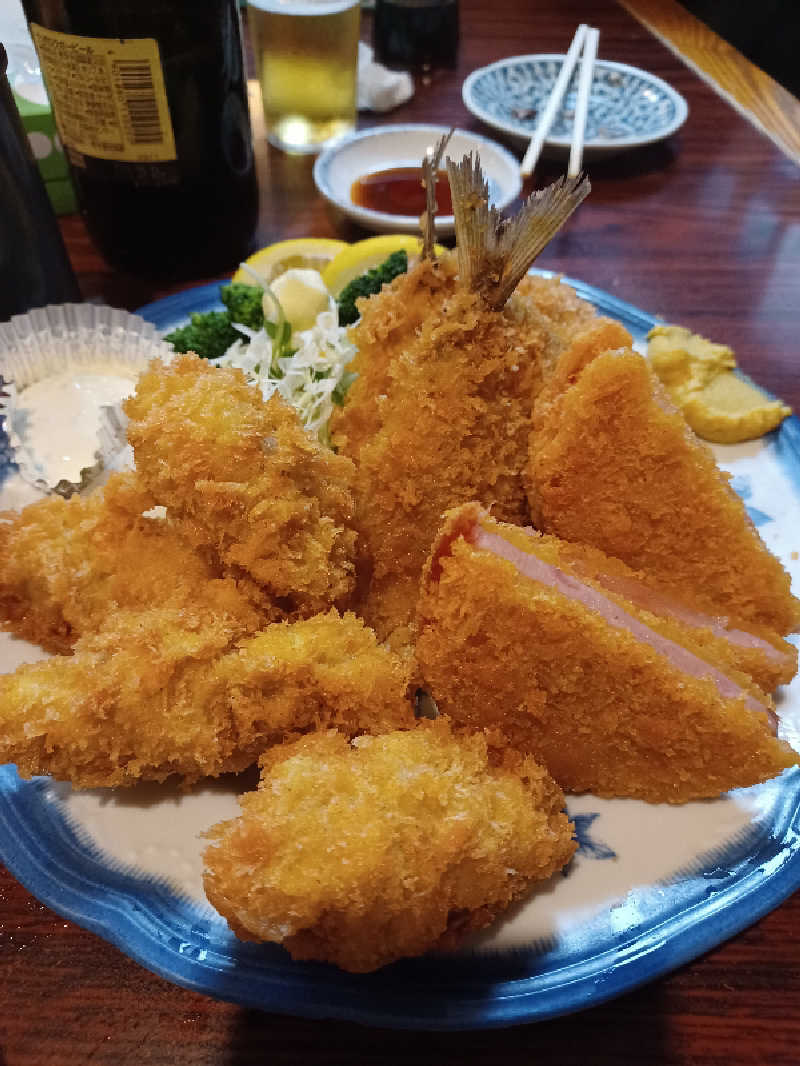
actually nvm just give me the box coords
[357,42,414,112]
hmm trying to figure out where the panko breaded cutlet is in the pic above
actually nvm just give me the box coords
[124,354,359,619]
[203,720,576,972]
[529,346,800,635]
[0,471,262,654]
[0,609,413,788]
[330,263,612,647]
[332,263,551,645]
[329,164,593,647]
[415,505,797,804]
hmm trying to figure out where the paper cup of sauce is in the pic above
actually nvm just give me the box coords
[0,303,171,496]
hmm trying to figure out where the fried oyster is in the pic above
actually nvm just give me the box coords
[203,720,575,972]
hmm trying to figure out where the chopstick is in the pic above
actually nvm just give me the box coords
[519,23,599,178]
[520,24,587,177]
[568,26,599,177]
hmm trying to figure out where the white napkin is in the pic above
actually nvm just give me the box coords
[357,41,414,112]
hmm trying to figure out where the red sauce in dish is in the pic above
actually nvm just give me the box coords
[350,167,452,216]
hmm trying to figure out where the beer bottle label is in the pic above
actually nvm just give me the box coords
[29,24,177,165]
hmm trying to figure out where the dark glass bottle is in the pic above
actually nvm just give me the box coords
[21,0,259,281]
[0,43,81,322]
[374,0,459,72]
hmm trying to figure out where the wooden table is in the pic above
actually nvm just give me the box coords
[2,1,799,1062]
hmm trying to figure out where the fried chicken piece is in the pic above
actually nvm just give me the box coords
[216,610,413,744]
[0,471,261,653]
[415,505,797,804]
[124,354,358,618]
[0,609,412,788]
[203,721,576,972]
[530,347,800,634]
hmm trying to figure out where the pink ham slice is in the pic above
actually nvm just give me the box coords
[515,524,790,670]
[584,571,791,668]
[463,524,777,730]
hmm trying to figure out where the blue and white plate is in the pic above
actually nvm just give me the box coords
[1,276,798,1031]
[463,55,689,158]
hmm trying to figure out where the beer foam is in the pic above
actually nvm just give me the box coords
[247,0,359,14]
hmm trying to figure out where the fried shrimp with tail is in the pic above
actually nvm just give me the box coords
[125,354,359,618]
[203,721,575,972]
[331,151,591,644]
[0,609,413,788]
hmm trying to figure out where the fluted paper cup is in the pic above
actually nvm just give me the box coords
[0,303,170,496]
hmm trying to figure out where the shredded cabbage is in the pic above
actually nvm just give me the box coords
[213,307,356,448]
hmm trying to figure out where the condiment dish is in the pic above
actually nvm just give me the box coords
[312,124,523,235]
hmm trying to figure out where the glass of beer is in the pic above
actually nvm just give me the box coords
[248,0,361,154]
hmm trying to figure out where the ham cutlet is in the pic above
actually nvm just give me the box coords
[529,345,800,634]
[415,504,797,804]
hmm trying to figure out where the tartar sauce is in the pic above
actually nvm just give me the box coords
[13,367,139,485]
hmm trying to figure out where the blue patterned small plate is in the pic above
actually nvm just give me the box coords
[463,55,689,158]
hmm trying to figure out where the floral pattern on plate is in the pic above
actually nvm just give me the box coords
[462,55,689,156]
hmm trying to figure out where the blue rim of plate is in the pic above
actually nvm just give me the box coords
[132,269,659,337]
[1,274,799,1031]
[462,55,689,149]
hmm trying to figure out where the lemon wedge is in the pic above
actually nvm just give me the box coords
[233,237,348,285]
[268,268,333,333]
[322,235,447,297]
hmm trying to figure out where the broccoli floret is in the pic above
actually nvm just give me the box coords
[165,311,244,360]
[336,250,409,326]
[220,282,264,330]
[165,283,264,359]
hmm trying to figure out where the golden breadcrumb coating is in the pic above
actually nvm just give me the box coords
[203,721,575,972]
[124,354,358,618]
[529,314,635,392]
[0,606,243,785]
[415,506,797,804]
[513,273,613,377]
[215,610,414,743]
[0,471,261,653]
[542,531,797,693]
[0,609,412,788]
[334,253,461,465]
[331,255,603,645]
[529,348,800,634]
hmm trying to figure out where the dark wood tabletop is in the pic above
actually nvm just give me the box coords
[2,1,799,1062]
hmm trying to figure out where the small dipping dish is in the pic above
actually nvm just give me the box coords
[312,124,522,235]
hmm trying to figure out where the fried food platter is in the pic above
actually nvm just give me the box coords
[1,274,799,1029]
